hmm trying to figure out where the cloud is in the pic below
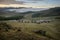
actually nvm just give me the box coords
[0,0,25,4]
[0,0,45,4]
[0,0,48,4]
[30,0,44,1]
[16,0,45,3]
[0,0,59,8]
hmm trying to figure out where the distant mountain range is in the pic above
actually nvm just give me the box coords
[0,7,60,18]
[0,7,47,12]
[32,7,60,17]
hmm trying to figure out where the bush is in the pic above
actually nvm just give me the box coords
[0,22,12,32]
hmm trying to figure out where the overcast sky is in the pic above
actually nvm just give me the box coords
[0,0,60,8]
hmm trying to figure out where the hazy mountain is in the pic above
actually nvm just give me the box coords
[0,7,60,18]
[0,7,47,17]
[32,7,60,18]
[0,7,47,12]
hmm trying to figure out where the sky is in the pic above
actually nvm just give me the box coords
[0,0,60,8]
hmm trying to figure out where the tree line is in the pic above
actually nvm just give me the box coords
[0,16,23,21]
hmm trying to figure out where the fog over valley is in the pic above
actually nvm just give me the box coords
[0,8,48,12]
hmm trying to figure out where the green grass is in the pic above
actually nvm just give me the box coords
[0,20,60,40]
[0,22,50,40]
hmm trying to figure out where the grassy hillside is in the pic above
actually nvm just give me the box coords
[0,19,59,40]
[0,22,51,40]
